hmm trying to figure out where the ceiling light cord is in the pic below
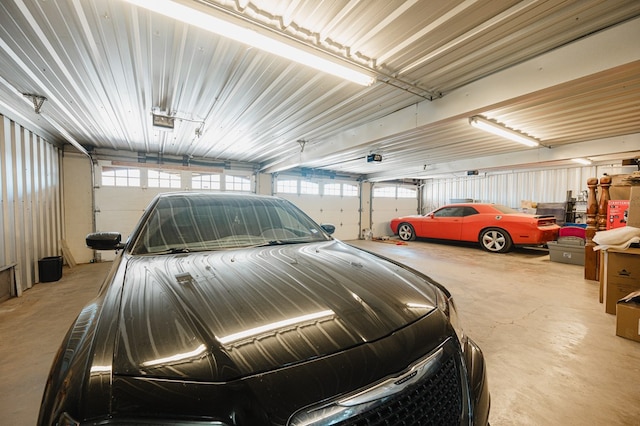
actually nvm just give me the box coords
[376,76,441,100]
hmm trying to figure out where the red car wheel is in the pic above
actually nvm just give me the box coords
[398,223,416,241]
[480,228,512,253]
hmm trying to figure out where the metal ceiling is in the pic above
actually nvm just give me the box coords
[1,0,639,181]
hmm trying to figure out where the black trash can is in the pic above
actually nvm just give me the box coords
[39,256,63,282]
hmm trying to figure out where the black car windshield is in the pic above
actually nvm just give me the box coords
[129,194,331,255]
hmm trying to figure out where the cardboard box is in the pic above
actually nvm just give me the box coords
[616,291,640,342]
[604,250,640,314]
[606,281,640,314]
[627,186,640,228]
[609,174,632,201]
[607,250,640,281]
[606,200,629,230]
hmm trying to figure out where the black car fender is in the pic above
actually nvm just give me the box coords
[38,257,127,426]
[38,299,103,425]
[465,337,491,426]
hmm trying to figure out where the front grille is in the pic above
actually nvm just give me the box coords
[334,353,462,426]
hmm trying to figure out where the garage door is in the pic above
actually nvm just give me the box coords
[277,178,362,241]
[279,194,360,241]
[371,184,419,238]
[94,167,158,261]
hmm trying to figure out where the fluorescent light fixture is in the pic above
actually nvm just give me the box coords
[469,116,539,147]
[152,113,175,129]
[124,0,375,86]
[571,158,592,165]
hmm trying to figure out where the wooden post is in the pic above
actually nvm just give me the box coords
[595,176,612,290]
[584,177,599,280]
[597,175,611,231]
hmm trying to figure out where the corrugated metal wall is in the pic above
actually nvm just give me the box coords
[422,165,632,211]
[0,114,62,296]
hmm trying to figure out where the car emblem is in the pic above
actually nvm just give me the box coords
[495,215,502,220]
[395,370,418,385]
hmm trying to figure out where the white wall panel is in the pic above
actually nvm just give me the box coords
[422,165,635,211]
[62,152,94,264]
[0,115,62,296]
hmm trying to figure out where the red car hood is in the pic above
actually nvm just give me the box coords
[113,240,439,382]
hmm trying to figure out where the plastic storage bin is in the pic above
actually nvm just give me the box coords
[38,256,63,282]
[548,238,585,266]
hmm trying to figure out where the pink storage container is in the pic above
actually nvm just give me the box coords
[559,226,586,239]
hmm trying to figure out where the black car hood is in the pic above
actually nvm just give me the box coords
[114,240,439,382]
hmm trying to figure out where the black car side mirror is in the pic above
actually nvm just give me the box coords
[321,224,336,235]
[86,232,126,250]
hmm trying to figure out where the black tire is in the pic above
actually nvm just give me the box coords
[479,228,512,253]
[397,223,416,241]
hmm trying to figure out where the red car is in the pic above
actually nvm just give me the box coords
[389,203,560,253]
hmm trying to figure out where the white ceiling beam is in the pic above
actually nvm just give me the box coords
[262,17,640,174]
[417,16,640,123]
[365,133,640,181]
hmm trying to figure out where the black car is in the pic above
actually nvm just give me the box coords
[39,192,490,425]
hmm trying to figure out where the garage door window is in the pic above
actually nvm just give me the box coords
[149,170,181,189]
[101,167,140,187]
[373,185,415,199]
[321,183,359,197]
[192,173,221,190]
[397,187,416,198]
[300,181,319,195]
[277,180,298,194]
[324,183,341,195]
[373,186,396,198]
[225,175,251,192]
[343,184,358,197]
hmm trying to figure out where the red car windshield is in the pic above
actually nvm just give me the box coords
[491,204,520,214]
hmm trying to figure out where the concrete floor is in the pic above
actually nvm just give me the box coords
[1,239,639,425]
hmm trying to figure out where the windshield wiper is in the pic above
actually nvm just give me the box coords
[153,247,192,255]
[252,240,304,248]
[151,240,309,254]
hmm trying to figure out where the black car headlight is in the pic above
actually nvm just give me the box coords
[435,287,466,345]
